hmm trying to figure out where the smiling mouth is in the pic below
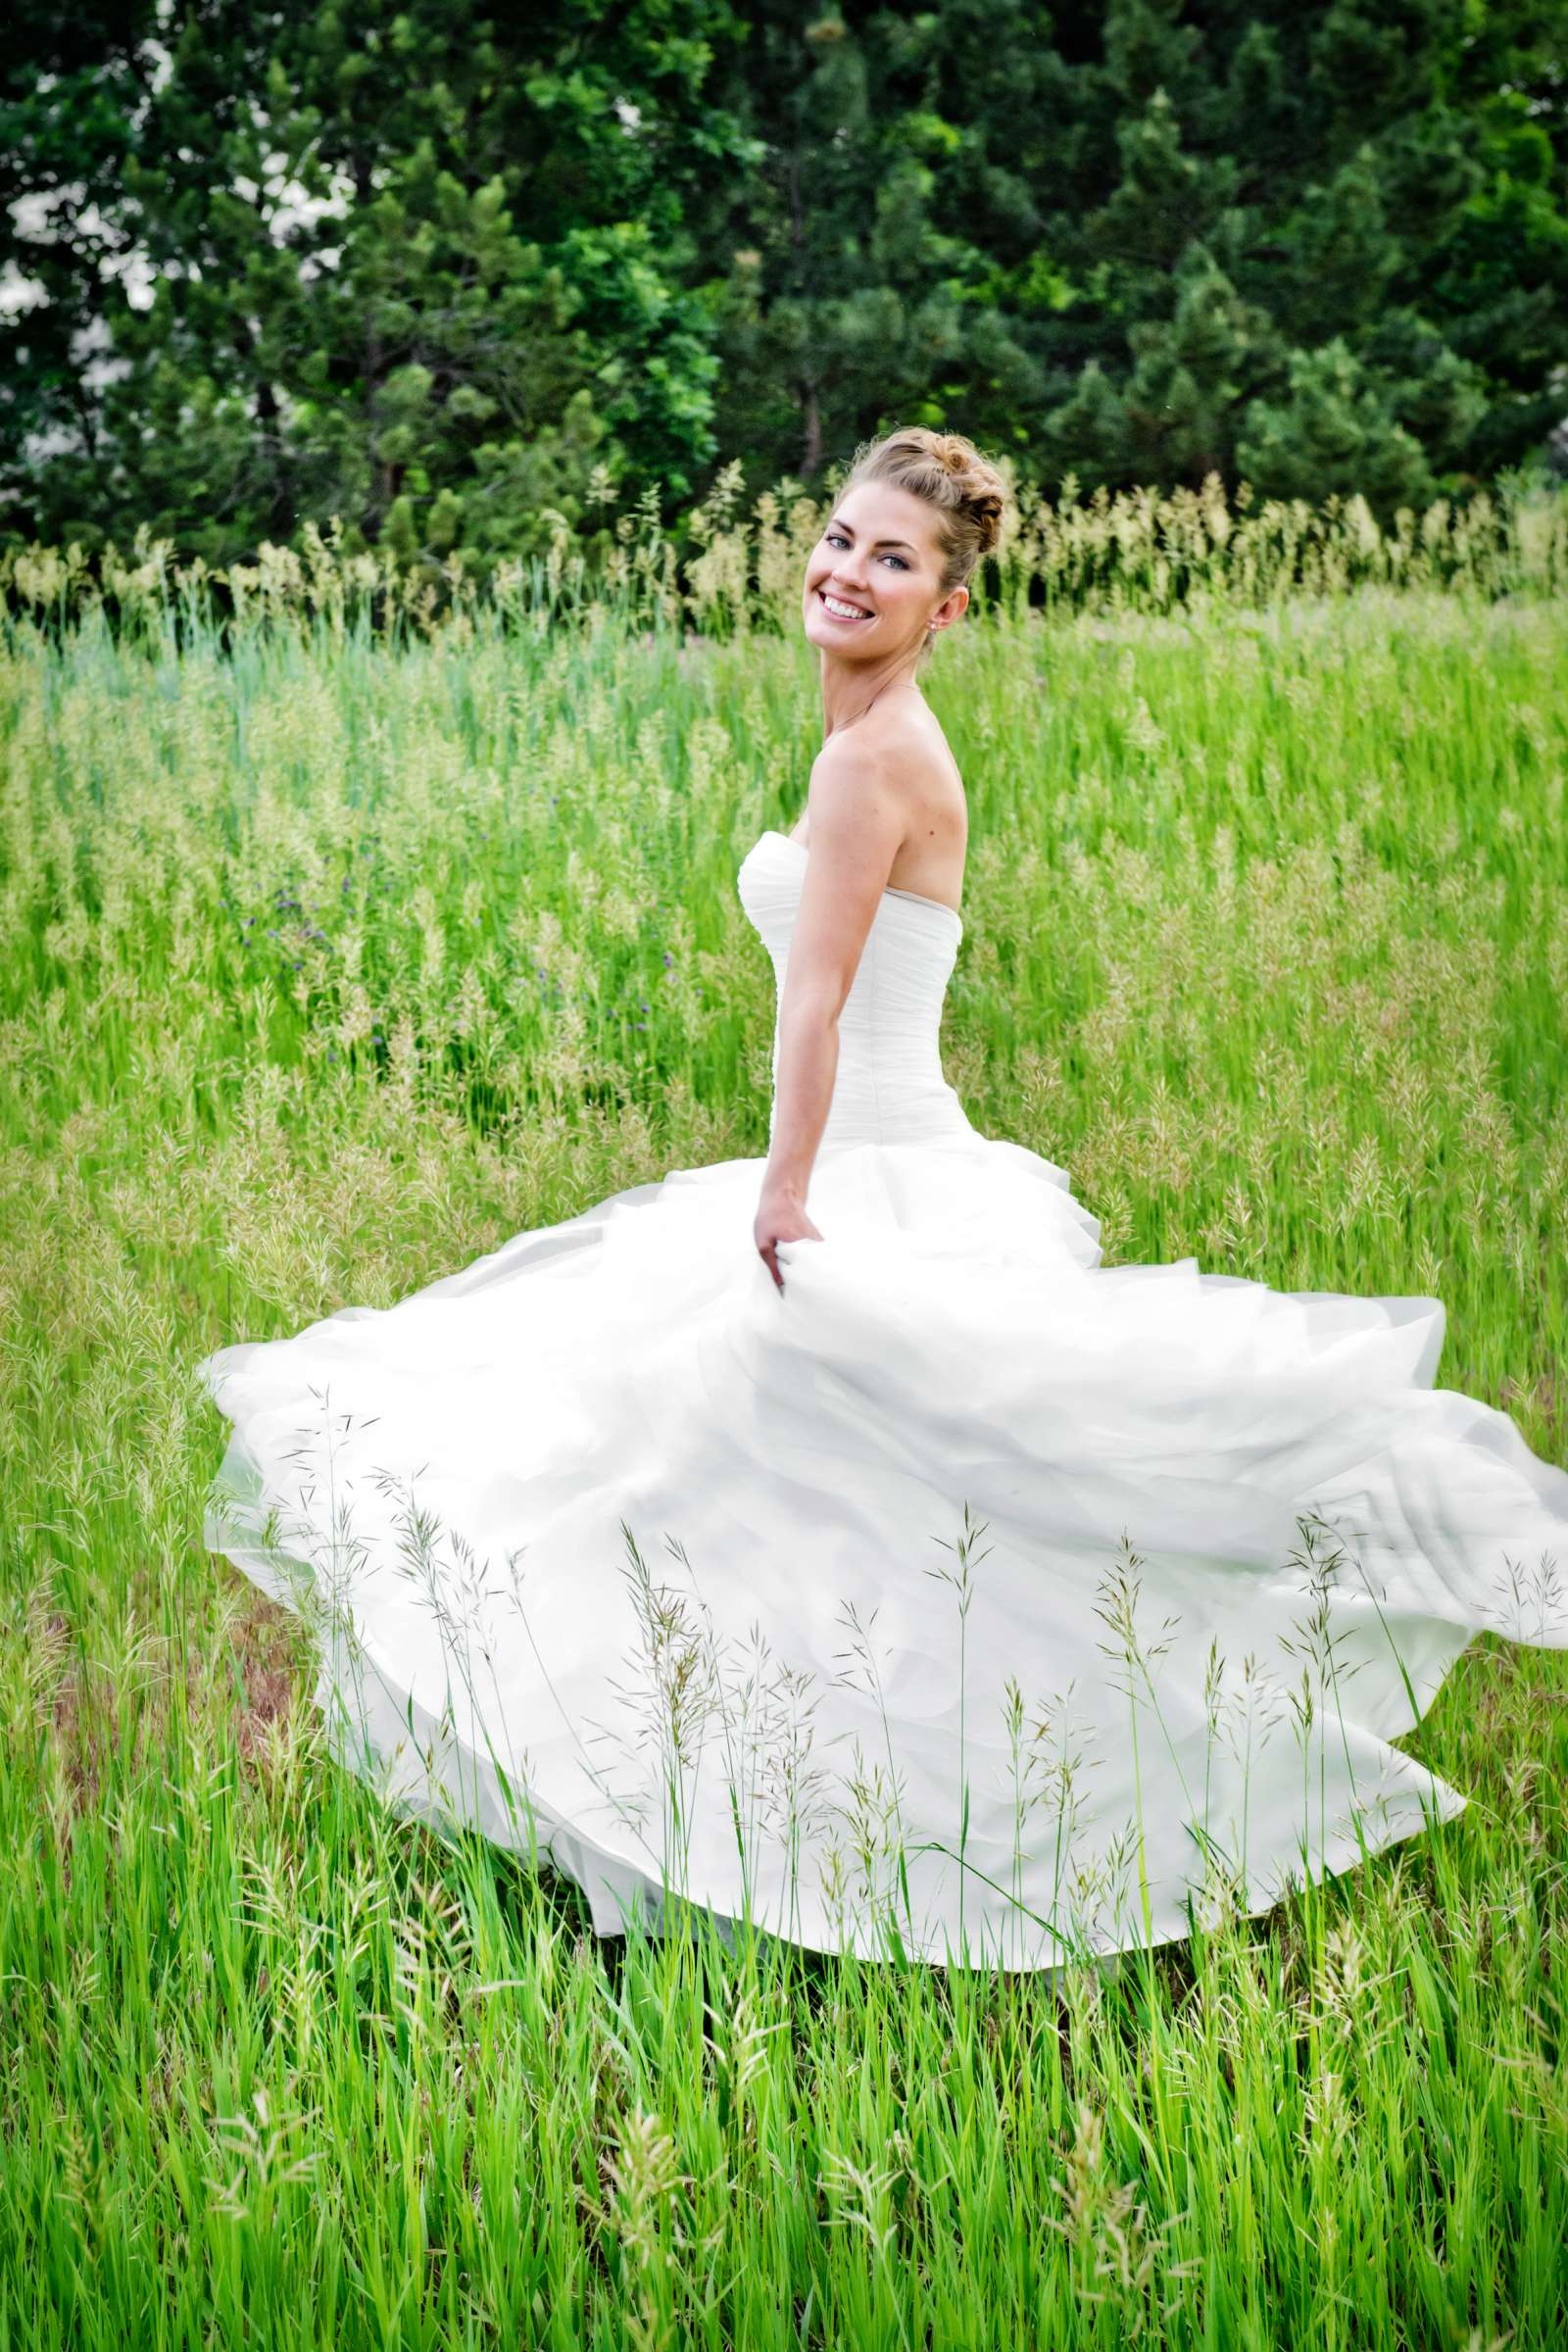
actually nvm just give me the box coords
[817,589,874,621]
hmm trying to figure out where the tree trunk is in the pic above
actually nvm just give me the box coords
[801,381,822,477]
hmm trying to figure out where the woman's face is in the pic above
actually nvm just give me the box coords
[801,480,962,662]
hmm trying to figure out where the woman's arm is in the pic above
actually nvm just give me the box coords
[754,736,908,1290]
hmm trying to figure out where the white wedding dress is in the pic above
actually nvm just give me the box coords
[199,826,1568,1970]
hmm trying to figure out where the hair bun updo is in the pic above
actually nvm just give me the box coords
[842,425,1009,594]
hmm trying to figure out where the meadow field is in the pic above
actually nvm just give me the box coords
[3,520,1567,2343]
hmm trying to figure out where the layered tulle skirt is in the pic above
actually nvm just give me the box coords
[198,1133,1568,1970]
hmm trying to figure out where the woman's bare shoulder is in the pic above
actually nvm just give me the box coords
[807,702,965,890]
[812,696,959,797]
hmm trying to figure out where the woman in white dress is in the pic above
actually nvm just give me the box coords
[199,427,1568,1973]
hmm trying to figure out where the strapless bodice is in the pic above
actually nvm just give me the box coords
[737,828,976,1151]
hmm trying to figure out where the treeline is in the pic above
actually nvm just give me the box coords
[4,1,1567,570]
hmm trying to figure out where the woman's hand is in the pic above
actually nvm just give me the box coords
[755,1182,824,1294]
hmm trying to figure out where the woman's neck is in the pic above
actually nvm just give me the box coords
[819,651,922,739]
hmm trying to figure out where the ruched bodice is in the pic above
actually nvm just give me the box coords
[738,828,975,1151]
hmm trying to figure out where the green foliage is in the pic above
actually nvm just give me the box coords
[1,0,755,561]
[1236,338,1436,508]
[2,1,1567,561]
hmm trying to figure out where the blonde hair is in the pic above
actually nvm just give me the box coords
[841,426,1008,598]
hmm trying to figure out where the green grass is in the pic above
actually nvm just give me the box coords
[2,583,1566,2347]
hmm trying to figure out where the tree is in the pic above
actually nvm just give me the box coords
[5,0,1566,554]
[705,0,1568,514]
[1,0,754,560]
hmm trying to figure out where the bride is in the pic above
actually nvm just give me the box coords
[200,427,1568,1973]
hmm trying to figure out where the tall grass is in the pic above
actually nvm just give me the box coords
[5,462,1567,646]
[2,546,1566,2342]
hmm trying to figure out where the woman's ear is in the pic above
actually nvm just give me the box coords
[928,584,969,642]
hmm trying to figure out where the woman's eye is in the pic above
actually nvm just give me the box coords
[824,531,906,570]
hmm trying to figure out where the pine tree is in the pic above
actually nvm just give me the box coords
[700,2,1054,483]
[5,0,1566,552]
[2,0,753,560]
